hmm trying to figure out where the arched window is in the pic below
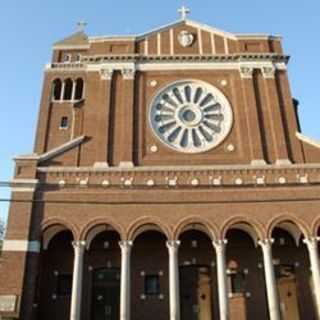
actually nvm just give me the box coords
[74,78,84,100]
[52,79,62,101]
[75,53,81,62]
[63,79,73,100]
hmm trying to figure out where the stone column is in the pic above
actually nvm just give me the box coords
[70,241,86,320]
[167,241,181,320]
[71,80,76,101]
[213,239,229,320]
[258,239,281,320]
[119,241,133,320]
[303,237,320,319]
[61,81,66,101]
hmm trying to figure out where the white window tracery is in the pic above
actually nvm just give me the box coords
[149,80,233,153]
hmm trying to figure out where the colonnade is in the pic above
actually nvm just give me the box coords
[69,236,320,320]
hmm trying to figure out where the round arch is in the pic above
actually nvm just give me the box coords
[221,216,265,246]
[174,216,218,241]
[41,218,78,250]
[80,218,125,250]
[267,215,311,246]
[311,216,320,237]
[127,216,171,241]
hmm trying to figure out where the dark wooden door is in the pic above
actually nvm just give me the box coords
[92,268,120,320]
[180,265,213,320]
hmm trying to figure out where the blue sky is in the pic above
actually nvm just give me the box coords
[0,1,319,222]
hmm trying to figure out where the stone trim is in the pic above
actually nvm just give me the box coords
[296,132,320,149]
[35,165,320,189]
[46,54,289,73]
[37,163,320,172]
[87,19,280,43]
[38,136,86,163]
[2,240,40,253]
[10,179,39,192]
[82,53,289,64]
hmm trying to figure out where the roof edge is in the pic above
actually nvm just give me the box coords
[296,132,320,149]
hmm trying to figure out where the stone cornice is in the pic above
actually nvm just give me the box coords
[82,53,289,64]
[46,54,289,73]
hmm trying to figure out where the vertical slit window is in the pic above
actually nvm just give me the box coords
[60,117,69,129]
[56,274,72,296]
[144,275,160,295]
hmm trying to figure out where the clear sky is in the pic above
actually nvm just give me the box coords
[0,1,319,222]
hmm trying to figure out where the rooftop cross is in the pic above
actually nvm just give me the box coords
[178,6,190,20]
[77,20,87,32]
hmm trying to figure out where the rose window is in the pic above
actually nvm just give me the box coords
[149,80,233,153]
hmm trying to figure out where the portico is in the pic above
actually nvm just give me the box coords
[36,218,320,320]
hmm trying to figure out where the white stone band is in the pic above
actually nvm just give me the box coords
[2,240,41,253]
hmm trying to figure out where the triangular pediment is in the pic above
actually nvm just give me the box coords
[136,19,237,41]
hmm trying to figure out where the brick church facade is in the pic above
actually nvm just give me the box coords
[1,9,320,320]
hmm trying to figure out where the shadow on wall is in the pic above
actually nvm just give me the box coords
[0,217,6,256]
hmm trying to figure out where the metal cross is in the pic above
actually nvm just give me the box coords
[178,6,190,20]
[77,20,87,32]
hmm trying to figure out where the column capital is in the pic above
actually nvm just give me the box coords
[303,236,320,247]
[72,240,86,250]
[119,240,133,250]
[239,66,254,79]
[213,239,227,247]
[258,238,274,247]
[121,68,136,80]
[166,240,181,250]
[262,65,276,79]
[100,68,114,80]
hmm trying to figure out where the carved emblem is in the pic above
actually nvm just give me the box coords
[178,30,195,47]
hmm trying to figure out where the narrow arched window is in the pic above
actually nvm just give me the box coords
[63,78,73,100]
[74,78,84,100]
[52,79,62,101]
[63,54,72,63]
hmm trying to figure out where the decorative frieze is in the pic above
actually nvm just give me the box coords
[35,164,320,189]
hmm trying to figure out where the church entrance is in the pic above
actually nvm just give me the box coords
[276,265,300,320]
[91,268,120,320]
[180,265,213,320]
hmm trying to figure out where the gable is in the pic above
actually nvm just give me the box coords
[133,19,281,56]
[135,20,236,56]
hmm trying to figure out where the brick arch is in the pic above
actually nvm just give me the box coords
[311,216,320,237]
[79,217,125,244]
[267,214,311,241]
[127,216,172,241]
[173,216,218,241]
[41,217,79,250]
[221,216,265,244]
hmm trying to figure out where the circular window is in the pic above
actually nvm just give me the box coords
[149,80,233,153]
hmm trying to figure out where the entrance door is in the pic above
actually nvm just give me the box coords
[92,268,120,320]
[180,265,213,320]
[276,265,300,320]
